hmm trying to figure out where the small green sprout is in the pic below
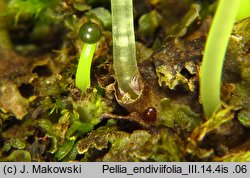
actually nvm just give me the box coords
[200,0,250,117]
[75,22,101,91]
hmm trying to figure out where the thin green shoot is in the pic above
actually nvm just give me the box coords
[75,43,96,91]
[75,22,101,91]
[200,0,241,117]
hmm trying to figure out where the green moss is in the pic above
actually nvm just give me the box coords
[138,10,163,39]
[87,7,112,30]
[9,138,26,149]
[76,126,185,161]
[73,89,111,125]
[0,150,31,162]
[214,151,250,162]
[159,98,201,132]
[186,105,237,159]
[238,110,250,127]
[3,0,59,23]
[152,133,184,162]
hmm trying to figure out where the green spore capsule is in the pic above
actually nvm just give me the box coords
[79,22,101,44]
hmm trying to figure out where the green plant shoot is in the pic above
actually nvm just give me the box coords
[111,0,139,100]
[75,22,101,91]
[237,0,250,21]
[200,0,242,117]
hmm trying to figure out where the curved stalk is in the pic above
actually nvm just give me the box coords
[75,43,96,91]
[75,22,101,91]
[200,0,241,117]
[111,0,139,100]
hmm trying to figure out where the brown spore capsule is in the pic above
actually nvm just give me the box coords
[143,107,157,122]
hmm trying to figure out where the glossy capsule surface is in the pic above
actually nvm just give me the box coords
[79,22,101,44]
[143,107,157,122]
